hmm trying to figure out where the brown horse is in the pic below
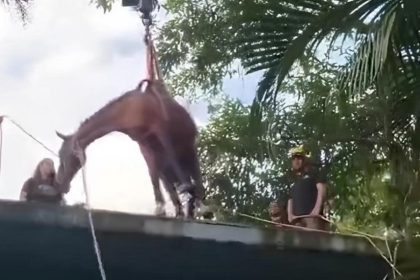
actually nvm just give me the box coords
[54,80,206,218]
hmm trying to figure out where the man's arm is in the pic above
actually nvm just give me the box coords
[287,198,294,223]
[310,182,327,216]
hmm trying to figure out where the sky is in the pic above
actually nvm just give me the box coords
[0,0,259,215]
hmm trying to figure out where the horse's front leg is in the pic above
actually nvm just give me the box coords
[160,173,184,218]
[152,175,166,217]
[139,144,166,217]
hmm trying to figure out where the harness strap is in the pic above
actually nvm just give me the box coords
[140,26,169,121]
[146,36,160,80]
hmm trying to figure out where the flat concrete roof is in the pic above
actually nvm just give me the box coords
[0,200,389,279]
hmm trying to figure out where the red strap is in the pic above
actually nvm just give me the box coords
[146,38,157,81]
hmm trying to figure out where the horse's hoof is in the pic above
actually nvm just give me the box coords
[179,192,193,203]
[182,214,193,221]
[154,204,166,217]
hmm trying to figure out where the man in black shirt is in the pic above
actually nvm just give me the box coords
[287,146,328,230]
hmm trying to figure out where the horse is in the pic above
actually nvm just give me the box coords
[54,79,206,218]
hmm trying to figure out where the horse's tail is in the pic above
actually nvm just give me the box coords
[137,79,169,120]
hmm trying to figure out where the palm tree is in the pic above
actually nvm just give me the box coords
[156,1,419,279]
[230,0,418,106]
[231,2,419,277]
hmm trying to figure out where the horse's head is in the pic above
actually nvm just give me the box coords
[55,131,84,193]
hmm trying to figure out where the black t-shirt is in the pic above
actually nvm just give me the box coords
[22,178,63,204]
[289,170,327,216]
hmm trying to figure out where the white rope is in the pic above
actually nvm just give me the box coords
[0,117,3,177]
[0,115,58,179]
[0,115,58,157]
[77,148,107,280]
[0,115,106,278]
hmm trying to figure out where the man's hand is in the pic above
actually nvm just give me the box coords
[310,182,327,217]
[310,209,321,217]
[288,211,296,223]
[287,198,294,223]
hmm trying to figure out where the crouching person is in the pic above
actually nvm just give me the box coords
[20,158,65,205]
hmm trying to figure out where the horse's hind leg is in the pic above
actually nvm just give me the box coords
[189,148,205,201]
[188,149,212,218]
[139,144,166,216]
[154,131,192,192]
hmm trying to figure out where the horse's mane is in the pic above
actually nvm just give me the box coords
[78,90,136,129]
[77,79,165,131]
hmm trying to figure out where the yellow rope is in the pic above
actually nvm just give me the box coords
[237,212,401,276]
[238,213,329,233]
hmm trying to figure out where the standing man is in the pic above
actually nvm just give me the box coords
[287,146,328,230]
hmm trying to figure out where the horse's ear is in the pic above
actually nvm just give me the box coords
[56,131,68,140]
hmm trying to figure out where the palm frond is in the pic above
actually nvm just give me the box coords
[233,0,419,105]
[93,0,114,12]
[250,67,278,126]
[339,8,397,95]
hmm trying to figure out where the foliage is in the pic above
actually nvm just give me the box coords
[2,0,115,21]
[155,2,420,278]
[1,0,32,21]
[157,0,420,105]
[198,53,416,231]
[155,0,419,227]
[93,0,114,12]
[198,99,293,223]
[197,52,419,278]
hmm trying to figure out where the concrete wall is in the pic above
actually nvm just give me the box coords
[0,200,389,279]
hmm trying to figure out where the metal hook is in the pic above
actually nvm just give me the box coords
[137,0,159,26]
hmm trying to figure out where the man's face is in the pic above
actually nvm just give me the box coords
[291,155,304,171]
